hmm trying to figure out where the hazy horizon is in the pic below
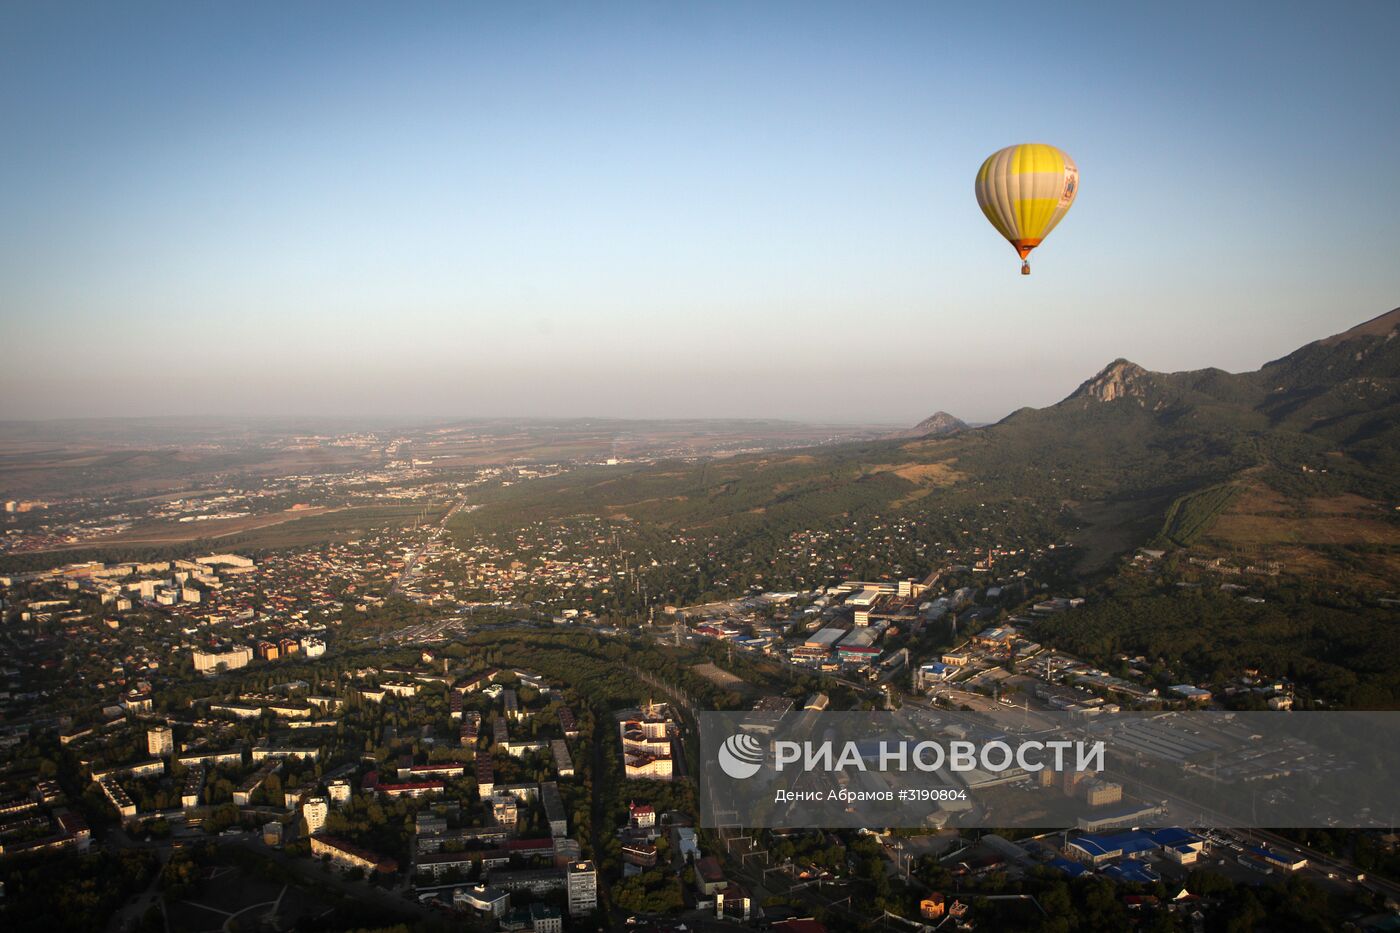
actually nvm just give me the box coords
[4,1,1398,425]
[0,412,905,430]
[0,300,1390,432]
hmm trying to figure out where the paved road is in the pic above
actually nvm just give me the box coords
[390,496,466,595]
[1241,828,1400,901]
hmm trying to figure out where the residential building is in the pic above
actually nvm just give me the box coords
[98,778,136,820]
[541,781,567,837]
[551,739,574,777]
[147,726,173,757]
[620,702,674,781]
[527,903,562,933]
[90,759,165,782]
[485,867,566,895]
[453,884,509,918]
[326,779,351,804]
[192,645,253,674]
[566,860,597,916]
[695,856,726,896]
[181,766,204,810]
[177,748,244,768]
[309,834,398,875]
[303,796,329,834]
[629,801,655,829]
[1085,780,1123,808]
[488,794,518,828]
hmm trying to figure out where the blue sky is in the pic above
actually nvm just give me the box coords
[2,1,1397,424]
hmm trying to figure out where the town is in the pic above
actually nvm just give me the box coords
[2,443,1397,932]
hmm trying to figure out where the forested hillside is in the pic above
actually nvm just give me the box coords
[455,308,1400,581]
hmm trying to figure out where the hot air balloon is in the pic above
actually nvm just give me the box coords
[975,143,1078,275]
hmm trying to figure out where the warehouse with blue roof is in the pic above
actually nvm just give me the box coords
[1102,859,1160,884]
[1067,830,1157,865]
[1067,828,1205,867]
[1247,845,1307,872]
[1047,857,1090,878]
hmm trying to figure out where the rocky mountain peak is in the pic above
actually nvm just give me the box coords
[911,411,967,435]
[888,410,968,439]
[1072,358,1150,403]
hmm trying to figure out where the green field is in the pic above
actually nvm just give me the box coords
[1156,484,1242,547]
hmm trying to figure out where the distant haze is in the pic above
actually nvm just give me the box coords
[2,2,1397,425]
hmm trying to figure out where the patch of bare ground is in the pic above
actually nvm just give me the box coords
[1193,483,1400,588]
[33,507,339,550]
[1209,489,1395,548]
[691,663,756,697]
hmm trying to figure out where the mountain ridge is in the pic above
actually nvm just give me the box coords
[457,307,1400,580]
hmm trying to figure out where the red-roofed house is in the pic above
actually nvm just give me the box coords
[628,801,655,829]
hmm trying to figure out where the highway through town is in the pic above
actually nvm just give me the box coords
[389,496,467,596]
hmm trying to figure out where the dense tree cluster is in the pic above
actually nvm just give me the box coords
[1037,580,1400,707]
